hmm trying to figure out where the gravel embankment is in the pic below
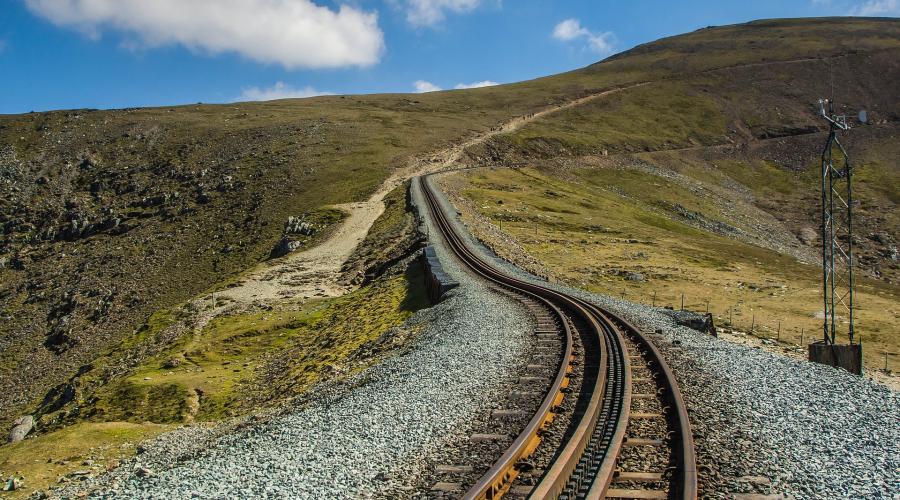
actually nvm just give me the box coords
[71,179,534,498]
[431,173,900,499]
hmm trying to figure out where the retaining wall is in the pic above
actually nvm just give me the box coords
[421,245,459,303]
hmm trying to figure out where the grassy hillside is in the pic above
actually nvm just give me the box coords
[0,181,427,497]
[0,17,898,492]
[0,88,589,428]
[451,17,900,371]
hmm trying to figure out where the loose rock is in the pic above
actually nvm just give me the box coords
[7,415,34,443]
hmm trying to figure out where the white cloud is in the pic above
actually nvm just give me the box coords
[454,80,499,89]
[849,0,900,15]
[237,82,332,102]
[24,0,385,69]
[552,18,588,41]
[414,80,443,93]
[400,0,482,26]
[552,18,616,55]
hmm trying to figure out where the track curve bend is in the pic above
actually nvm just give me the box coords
[418,174,696,500]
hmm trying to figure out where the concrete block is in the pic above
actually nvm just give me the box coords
[808,341,863,375]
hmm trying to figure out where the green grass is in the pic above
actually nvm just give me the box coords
[508,82,727,156]
[78,268,427,425]
[458,166,899,371]
[0,421,170,499]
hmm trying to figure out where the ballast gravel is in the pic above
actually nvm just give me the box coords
[81,179,534,498]
[69,175,898,499]
[431,175,900,499]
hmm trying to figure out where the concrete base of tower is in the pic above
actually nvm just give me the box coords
[808,341,863,375]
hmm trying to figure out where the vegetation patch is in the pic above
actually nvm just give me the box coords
[80,266,427,424]
[0,422,170,499]
[457,166,898,372]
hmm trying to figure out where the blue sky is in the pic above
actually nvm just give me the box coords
[1,0,897,114]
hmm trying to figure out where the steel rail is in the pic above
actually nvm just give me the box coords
[417,173,696,500]
[420,175,586,499]
[599,310,698,500]
[420,174,617,498]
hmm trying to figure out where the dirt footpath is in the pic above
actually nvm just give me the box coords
[194,83,642,323]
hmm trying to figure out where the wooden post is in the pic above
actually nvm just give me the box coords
[777,321,781,341]
[750,314,755,334]
[681,293,685,311]
[706,299,710,314]
[652,291,656,307]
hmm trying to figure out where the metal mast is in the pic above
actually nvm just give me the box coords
[818,98,855,345]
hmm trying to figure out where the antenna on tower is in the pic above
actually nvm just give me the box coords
[809,96,863,375]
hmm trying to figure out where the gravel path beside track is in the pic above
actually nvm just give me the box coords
[81,181,533,498]
[72,173,898,499]
[430,174,900,499]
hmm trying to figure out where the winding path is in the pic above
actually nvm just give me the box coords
[213,83,646,311]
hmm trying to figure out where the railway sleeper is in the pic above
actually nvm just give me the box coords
[435,465,474,474]
[605,487,668,499]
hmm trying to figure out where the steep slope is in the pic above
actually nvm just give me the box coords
[451,17,900,371]
[0,16,897,471]
[0,93,553,428]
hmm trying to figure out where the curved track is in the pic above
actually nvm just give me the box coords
[418,174,696,500]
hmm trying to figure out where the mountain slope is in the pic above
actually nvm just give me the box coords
[0,17,897,481]
[451,17,900,371]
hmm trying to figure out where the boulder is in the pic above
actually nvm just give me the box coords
[270,237,303,258]
[284,216,315,236]
[798,227,818,245]
[2,477,21,491]
[45,315,77,353]
[8,415,34,443]
[665,310,717,336]
[134,466,152,478]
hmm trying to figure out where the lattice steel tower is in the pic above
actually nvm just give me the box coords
[818,98,855,345]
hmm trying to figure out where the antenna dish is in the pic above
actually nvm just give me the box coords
[858,110,868,124]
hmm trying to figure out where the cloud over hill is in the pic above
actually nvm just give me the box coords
[25,0,385,69]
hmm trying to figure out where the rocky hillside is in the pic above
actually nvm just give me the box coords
[1,16,898,436]
[468,17,900,284]
[0,91,579,428]
[451,17,899,370]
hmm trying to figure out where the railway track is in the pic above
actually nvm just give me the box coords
[418,174,696,500]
